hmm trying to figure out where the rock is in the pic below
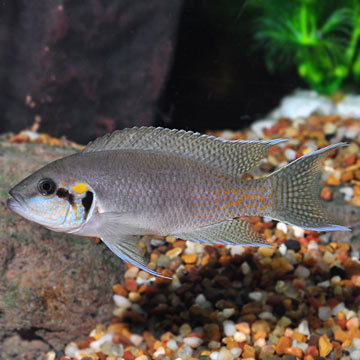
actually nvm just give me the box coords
[284,239,301,253]
[318,306,331,321]
[336,94,360,118]
[0,1,183,143]
[270,90,336,119]
[0,139,126,354]
[223,321,236,337]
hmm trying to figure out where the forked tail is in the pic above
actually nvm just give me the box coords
[268,143,350,231]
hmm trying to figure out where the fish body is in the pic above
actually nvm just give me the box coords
[7,127,349,277]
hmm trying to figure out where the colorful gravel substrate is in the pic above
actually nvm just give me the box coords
[46,115,360,360]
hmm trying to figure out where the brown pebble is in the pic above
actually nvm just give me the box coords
[203,323,221,342]
[125,278,138,292]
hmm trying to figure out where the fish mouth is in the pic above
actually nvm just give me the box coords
[7,189,27,216]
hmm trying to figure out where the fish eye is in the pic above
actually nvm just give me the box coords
[37,178,56,196]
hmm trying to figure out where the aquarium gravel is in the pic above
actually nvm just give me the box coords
[45,114,360,360]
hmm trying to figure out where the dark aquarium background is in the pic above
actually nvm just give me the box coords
[0,0,303,144]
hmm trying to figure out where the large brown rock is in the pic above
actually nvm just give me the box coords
[0,0,183,143]
[0,136,125,358]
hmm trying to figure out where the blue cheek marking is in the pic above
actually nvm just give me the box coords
[27,196,69,225]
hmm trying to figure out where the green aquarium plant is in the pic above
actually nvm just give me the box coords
[248,0,360,94]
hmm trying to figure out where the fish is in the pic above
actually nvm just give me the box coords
[7,127,350,278]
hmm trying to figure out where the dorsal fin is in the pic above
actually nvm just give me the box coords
[83,127,286,176]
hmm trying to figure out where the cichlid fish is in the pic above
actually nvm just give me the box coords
[7,127,349,278]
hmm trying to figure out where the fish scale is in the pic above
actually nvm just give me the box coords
[7,127,350,278]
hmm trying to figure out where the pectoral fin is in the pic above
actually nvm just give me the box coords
[101,235,172,279]
[171,219,271,247]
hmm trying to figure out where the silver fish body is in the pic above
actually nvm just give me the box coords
[7,127,350,277]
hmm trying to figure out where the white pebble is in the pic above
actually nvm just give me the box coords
[278,243,287,256]
[351,350,360,360]
[230,347,242,358]
[297,319,310,336]
[292,340,308,352]
[208,340,221,349]
[218,347,234,360]
[195,294,207,306]
[153,347,166,357]
[150,238,165,247]
[130,334,143,347]
[308,240,318,250]
[241,262,250,275]
[292,225,304,238]
[45,351,56,360]
[166,339,178,350]
[325,122,337,135]
[90,334,113,351]
[276,222,288,234]
[318,306,332,321]
[259,312,276,321]
[285,148,296,161]
[113,295,131,309]
[249,291,263,302]
[340,187,354,201]
[210,351,220,360]
[317,280,330,288]
[183,336,203,348]
[295,265,310,279]
[234,331,247,342]
[222,308,235,318]
[230,245,245,256]
[223,320,236,337]
[353,338,360,350]
[65,342,78,357]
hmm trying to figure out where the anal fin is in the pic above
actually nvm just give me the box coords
[101,235,172,279]
[171,219,271,247]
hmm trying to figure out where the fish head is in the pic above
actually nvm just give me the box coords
[7,162,95,233]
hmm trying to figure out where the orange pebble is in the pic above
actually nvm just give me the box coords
[292,331,306,343]
[182,253,198,264]
[327,174,341,186]
[345,153,357,166]
[219,255,231,267]
[123,351,135,360]
[304,355,315,360]
[341,170,354,182]
[242,344,255,358]
[112,284,128,297]
[275,336,292,355]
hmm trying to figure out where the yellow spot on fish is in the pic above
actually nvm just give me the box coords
[224,190,228,195]
[264,187,268,193]
[223,204,228,210]
[230,202,234,206]
[222,183,226,188]
[254,194,258,200]
[235,189,239,195]
[235,200,242,206]
[72,183,88,194]
[230,188,234,193]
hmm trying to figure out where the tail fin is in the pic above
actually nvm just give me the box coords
[269,143,350,232]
